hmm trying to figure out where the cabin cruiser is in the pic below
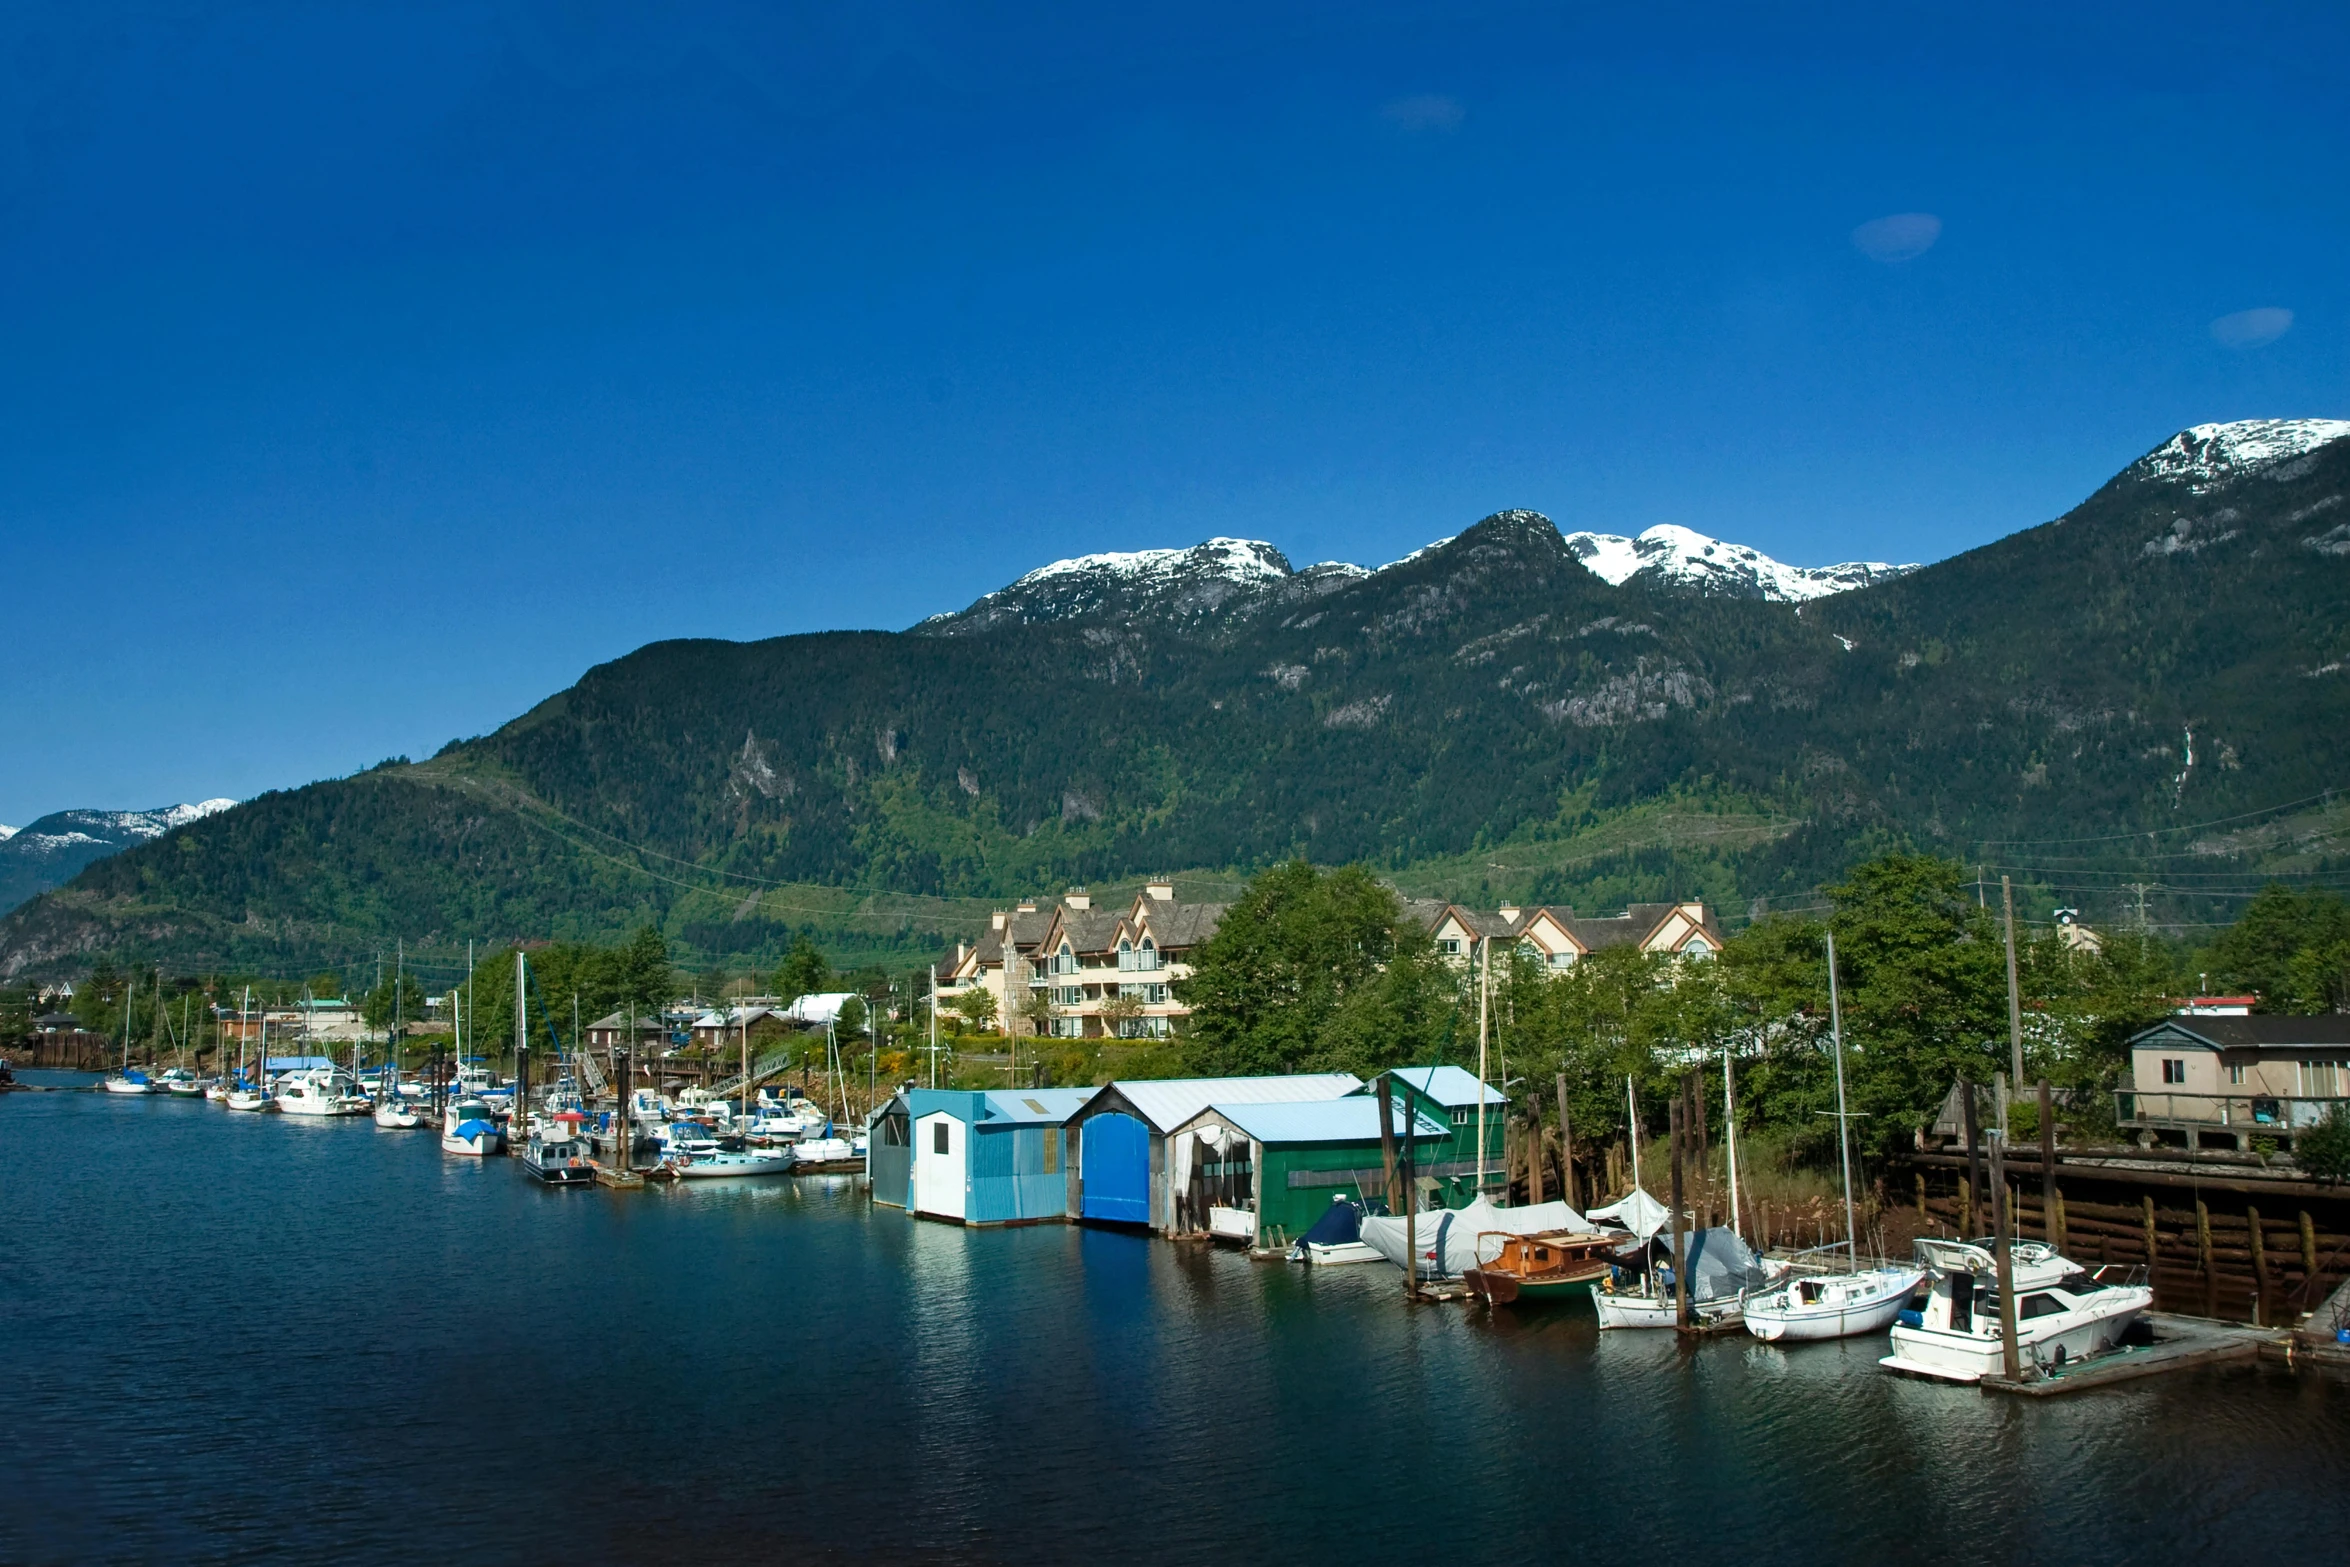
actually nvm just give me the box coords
[441,1099,507,1157]
[1743,1261,1925,1342]
[521,1131,598,1186]
[275,1067,371,1117]
[1881,1238,2154,1383]
[102,1069,156,1095]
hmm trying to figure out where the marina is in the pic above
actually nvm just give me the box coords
[4,1067,2345,1565]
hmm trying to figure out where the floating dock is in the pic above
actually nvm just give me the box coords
[1979,1313,2278,1397]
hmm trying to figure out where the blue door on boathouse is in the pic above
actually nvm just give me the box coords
[1081,1111,1151,1224]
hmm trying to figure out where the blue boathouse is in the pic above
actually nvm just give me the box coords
[907,1087,1094,1226]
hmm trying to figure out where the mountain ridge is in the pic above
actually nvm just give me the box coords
[0,800,237,918]
[5,418,2346,978]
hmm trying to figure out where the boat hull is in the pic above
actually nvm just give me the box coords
[102,1077,154,1095]
[1592,1288,1743,1330]
[1744,1269,1925,1343]
[441,1132,505,1156]
[1296,1240,1382,1266]
[224,1092,277,1113]
[1466,1265,1607,1307]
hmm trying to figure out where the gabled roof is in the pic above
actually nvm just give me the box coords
[1093,1072,1363,1133]
[1132,899,1226,948]
[1383,1064,1506,1108]
[2128,1016,2350,1052]
[1198,1097,1449,1145]
[1039,904,1128,957]
[908,1086,1097,1126]
[1510,907,1589,953]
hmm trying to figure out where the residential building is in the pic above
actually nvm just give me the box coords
[2119,1013,2350,1151]
[1413,899,1725,971]
[937,883,1226,1041]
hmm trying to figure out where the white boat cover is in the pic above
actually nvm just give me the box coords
[1359,1197,1593,1278]
[1587,1188,1670,1241]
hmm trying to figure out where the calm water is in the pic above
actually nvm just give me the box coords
[5,1073,2344,1565]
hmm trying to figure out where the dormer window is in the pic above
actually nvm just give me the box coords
[1057,942,1076,975]
[1140,938,1158,971]
[1119,938,1134,971]
[1680,934,1714,958]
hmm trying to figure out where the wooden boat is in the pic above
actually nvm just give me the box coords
[1463,1231,1619,1306]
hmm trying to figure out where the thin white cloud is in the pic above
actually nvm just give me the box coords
[2210,307,2293,349]
[1851,212,1941,263]
[1381,94,1464,132]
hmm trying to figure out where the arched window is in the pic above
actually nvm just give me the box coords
[1139,938,1157,972]
[1680,934,1714,959]
[1058,942,1076,975]
[1119,938,1134,972]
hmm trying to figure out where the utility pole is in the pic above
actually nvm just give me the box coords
[2001,876,2024,1138]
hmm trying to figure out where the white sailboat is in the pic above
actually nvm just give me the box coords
[1742,932,1923,1342]
[102,976,155,1094]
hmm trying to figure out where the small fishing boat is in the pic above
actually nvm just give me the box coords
[1465,1231,1622,1307]
[520,1131,598,1186]
[155,1066,205,1097]
[441,1099,506,1157]
[1881,1239,2153,1383]
[102,1069,156,1096]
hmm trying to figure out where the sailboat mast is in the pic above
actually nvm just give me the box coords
[1475,936,1490,1201]
[122,973,134,1074]
[1826,930,1857,1270]
[515,950,528,1117]
[1625,1074,1642,1193]
[1723,1048,1744,1242]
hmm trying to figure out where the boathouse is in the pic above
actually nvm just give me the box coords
[1376,1065,1509,1204]
[907,1087,1094,1226]
[1165,1096,1450,1248]
[1065,1074,1363,1232]
[867,1090,912,1209]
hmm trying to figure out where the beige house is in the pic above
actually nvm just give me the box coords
[937,884,1227,1041]
[1412,899,1726,971]
[2122,1014,2350,1150]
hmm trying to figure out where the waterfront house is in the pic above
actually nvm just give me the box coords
[585,1011,671,1053]
[867,1090,912,1209]
[688,1006,795,1051]
[1164,1096,1450,1248]
[2120,1013,2350,1150]
[1064,1073,1363,1230]
[1373,1065,1509,1205]
[907,1087,1094,1225]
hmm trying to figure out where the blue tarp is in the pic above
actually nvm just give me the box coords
[1297,1197,1364,1249]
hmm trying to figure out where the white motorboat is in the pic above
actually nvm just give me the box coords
[1881,1238,2153,1383]
[790,1136,858,1167]
[373,1096,423,1129]
[1743,1263,1924,1342]
[102,1070,156,1095]
[155,1066,205,1097]
[441,1099,507,1156]
[275,1067,371,1117]
[224,1083,277,1113]
[1207,1205,1257,1244]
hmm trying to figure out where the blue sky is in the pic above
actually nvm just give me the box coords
[3,1,2344,825]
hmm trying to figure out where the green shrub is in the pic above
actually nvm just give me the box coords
[2297,1105,2350,1182]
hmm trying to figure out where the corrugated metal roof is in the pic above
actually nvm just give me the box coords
[1203,1097,1448,1144]
[980,1088,1096,1125]
[1388,1064,1506,1107]
[1109,1072,1362,1133]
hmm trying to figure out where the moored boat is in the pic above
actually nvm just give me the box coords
[441,1099,507,1156]
[1287,1196,1383,1266]
[520,1131,599,1186]
[1464,1231,1621,1307]
[155,1066,205,1097]
[372,1096,423,1129]
[224,1081,277,1113]
[102,1069,156,1095]
[1880,1239,2153,1383]
[275,1067,371,1117]
[1743,1262,1924,1342]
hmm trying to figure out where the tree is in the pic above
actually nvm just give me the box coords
[615,925,674,1014]
[838,994,868,1036]
[361,970,427,1033]
[2207,885,2350,1013]
[1179,859,1453,1076]
[2299,1105,2350,1182]
[772,936,830,1003]
[948,986,997,1034]
[1099,990,1144,1039]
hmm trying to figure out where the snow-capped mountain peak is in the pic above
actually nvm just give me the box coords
[921,537,1302,633]
[1012,536,1290,592]
[1561,523,1914,602]
[0,824,14,842]
[0,798,238,915]
[2129,419,2350,493]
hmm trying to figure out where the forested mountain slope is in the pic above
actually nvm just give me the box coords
[4,420,2344,979]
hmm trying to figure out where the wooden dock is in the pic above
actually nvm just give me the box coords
[1979,1313,2276,1397]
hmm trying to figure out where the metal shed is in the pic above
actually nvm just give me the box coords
[1378,1065,1509,1204]
[866,1090,912,1209]
[1168,1097,1451,1248]
[1065,1074,1363,1233]
[907,1087,1093,1226]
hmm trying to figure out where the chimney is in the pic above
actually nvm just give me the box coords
[957,942,969,963]
[1498,905,1521,923]
[1016,902,1037,914]
[1064,888,1090,910]
[991,912,1008,931]
[1145,881,1175,902]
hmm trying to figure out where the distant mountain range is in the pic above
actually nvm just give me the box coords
[0,801,236,917]
[4,418,2347,979]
